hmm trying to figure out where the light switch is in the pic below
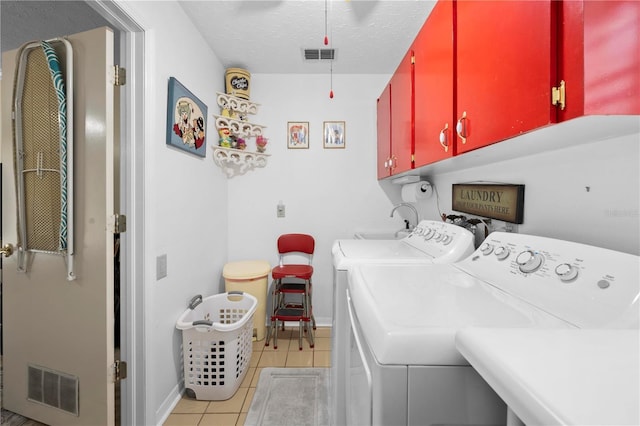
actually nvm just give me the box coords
[157,254,167,280]
[277,201,285,218]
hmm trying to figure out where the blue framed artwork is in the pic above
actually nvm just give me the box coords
[166,77,207,157]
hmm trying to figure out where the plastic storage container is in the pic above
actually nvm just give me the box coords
[223,260,270,341]
[225,68,251,100]
[176,291,257,400]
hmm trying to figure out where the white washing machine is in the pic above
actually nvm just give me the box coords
[345,232,639,425]
[331,220,475,426]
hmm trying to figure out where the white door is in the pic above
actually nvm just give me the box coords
[1,27,117,426]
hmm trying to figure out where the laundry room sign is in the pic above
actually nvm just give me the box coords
[452,184,525,224]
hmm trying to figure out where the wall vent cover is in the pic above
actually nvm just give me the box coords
[28,364,79,416]
[303,48,336,61]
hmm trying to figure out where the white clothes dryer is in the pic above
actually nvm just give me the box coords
[331,220,475,426]
[345,232,639,425]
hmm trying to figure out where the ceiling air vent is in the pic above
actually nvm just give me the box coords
[303,48,336,61]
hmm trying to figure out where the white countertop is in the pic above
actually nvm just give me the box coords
[455,328,640,426]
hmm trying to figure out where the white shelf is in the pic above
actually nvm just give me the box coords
[212,146,270,178]
[213,115,266,138]
[213,93,270,176]
[216,92,260,115]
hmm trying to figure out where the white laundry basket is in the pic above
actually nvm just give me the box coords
[176,291,257,400]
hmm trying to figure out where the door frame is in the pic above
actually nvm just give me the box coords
[86,2,146,425]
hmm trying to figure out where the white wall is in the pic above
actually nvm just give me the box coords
[415,132,640,255]
[118,2,229,423]
[226,73,405,327]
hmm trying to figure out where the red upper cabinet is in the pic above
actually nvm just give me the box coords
[455,0,558,154]
[390,49,414,175]
[376,84,392,179]
[559,0,640,120]
[413,0,455,167]
[377,0,639,180]
[376,50,414,179]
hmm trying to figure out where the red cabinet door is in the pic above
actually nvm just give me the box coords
[413,0,455,167]
[559,0,640,120]
[456,0,558,154]
[390,49,414,175]
[376,83,392,179]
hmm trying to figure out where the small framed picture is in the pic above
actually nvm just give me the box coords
[287,121,309,149]
[323,121,345,149]
[166,77,208,157]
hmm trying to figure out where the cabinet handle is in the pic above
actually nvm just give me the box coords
[439,123,449,152]
[456,111,468,144]
[391,155,397,171]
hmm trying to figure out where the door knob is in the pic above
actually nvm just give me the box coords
[1,243,14,258]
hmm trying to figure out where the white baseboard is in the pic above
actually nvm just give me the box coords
[155,383,183,426]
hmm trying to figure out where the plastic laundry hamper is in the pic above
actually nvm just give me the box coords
[176,291,257,400]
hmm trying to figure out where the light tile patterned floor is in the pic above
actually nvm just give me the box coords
[164,327,331,426]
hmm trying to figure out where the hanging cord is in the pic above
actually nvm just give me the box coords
[324,0,329,45]
[329,60,334,99]
[327,0,334,98]
[432,183,444,219]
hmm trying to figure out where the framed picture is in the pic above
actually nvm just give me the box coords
[166,77,208,157]
[323,121,346,149]
[287,121,309,149]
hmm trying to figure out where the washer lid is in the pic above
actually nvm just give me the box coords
[348,263,572,365]
[333,239,432,268]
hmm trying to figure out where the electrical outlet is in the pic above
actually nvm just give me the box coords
[504,223,518,233]
[156,254,167,279]
[277,203,286,218]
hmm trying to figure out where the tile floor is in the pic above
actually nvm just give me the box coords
[163,327,331,426]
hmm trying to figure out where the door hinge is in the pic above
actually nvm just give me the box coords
[114,65,126,86]
[109,214,127,233]
[551,80,566,110]
[113,360,127,382]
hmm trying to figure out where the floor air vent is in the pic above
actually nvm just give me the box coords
[28,364,79,416]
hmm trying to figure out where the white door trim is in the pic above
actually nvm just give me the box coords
[86,2,147,425]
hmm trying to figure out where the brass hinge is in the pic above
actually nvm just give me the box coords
[411,53,415,65]
[551,80,566,110]
[411,154,415,163]
[114,65,126,86]
[114,360,127,382]
[109,214,127,233]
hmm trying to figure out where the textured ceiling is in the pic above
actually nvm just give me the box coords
[2,0,436,75]
[1,1,110,53]
[179,0,436,74]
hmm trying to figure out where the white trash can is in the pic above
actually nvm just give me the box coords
[223,260,270,341]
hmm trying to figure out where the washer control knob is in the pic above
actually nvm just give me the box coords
[423,228,434,240]
[555,263,579,282]
[434,232,444,242]
[480,243,494,255]
[516,250,544,273]
[441,235,452,245]
[494,246,510,260]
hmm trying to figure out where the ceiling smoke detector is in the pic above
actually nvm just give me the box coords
[303,48,336,61]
